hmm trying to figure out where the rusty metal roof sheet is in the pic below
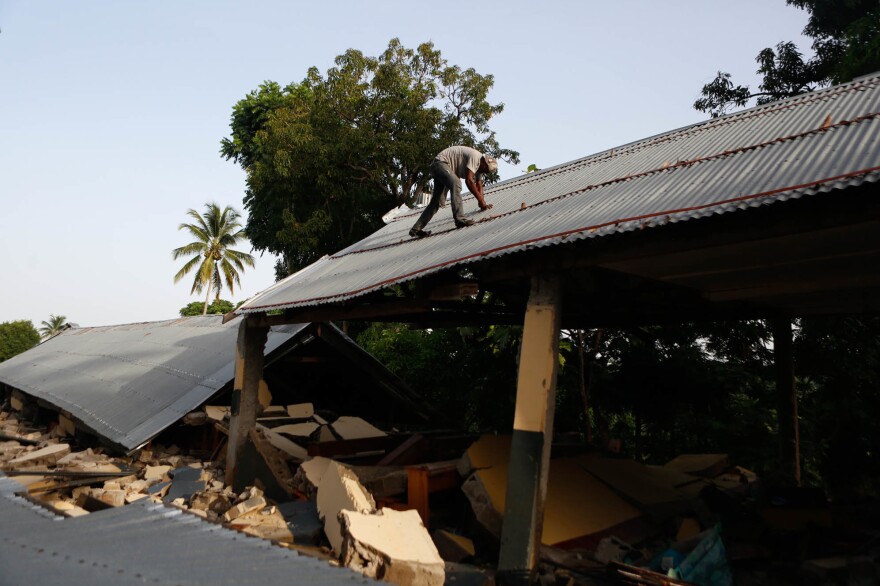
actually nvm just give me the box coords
[237,74,880,314]
[0,316,308,451]
[0,475,367,585]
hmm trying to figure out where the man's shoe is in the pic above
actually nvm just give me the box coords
[409,228,431,238]
[454,219,475,228]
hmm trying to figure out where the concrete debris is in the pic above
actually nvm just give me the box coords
[329,416,387,440]
[316,461,376,554]
[340,508,445,586]
[287,403,315,419]
[223,495,268,522]
[3,401,879,586]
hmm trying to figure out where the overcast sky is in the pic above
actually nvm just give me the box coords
[0,1,812,328]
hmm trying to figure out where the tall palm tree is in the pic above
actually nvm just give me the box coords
[39,314,68,338]
[172,203,256,315]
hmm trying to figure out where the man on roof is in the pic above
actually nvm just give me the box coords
[409,145,498,238]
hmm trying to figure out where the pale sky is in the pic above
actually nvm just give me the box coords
[0,1,812,328]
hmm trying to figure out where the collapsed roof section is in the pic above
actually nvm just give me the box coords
[0,316,429,452]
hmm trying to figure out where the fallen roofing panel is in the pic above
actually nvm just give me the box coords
[0,316,308,451]
[0,474,367,585]
[237,74,880,314]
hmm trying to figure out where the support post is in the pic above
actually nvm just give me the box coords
[497,275,561,585]
[226,318,269,489]
[773,317,800,487]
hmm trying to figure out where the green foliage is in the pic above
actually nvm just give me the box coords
[795,315,880,499]
[695,0,880,116]
[39,314,69,338]
[179,299,235,317]
[0,320,41,362]
[357,323,521,432]
[359,315,880,498]
[222,38,519,278]
[172,202,255,313]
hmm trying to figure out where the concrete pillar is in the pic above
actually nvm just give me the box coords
[226,318,269,488]
[497,275,561,585]
[773,317,800,486]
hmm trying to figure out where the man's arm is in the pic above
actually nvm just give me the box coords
[465,170,493,211]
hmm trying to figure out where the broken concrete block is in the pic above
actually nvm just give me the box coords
[237,509,295,543]
[287,403,314,419]
[256,424,308,460]
[223,496,267,522]
[329,416,386,440]
[296,456,334,497]
[7,443,70,469]
[103,481,121,491]
[125,493,149,504]
[190,491,230,514]
[431,530,475,563]
[340,508,444,586]
[100,490,127,507]
[144,465,172,482]
[272,422,319,439]
[204,406,229,422]
[317,461,376,554]
[316,425,337,442]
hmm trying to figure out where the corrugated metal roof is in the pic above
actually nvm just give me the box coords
[0,474,367,585]
[237,74,880,314]
[0,316,309,451]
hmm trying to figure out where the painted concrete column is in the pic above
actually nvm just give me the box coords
[773,317,800,486]
[497,275,562,585]
[226,318,269,488]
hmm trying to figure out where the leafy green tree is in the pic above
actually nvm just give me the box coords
[695,0,880,116]
[38,314,68,338]
[172,202,256,315]
[179,299,235,317]
[222,38,520,278]
[0,320,41,362]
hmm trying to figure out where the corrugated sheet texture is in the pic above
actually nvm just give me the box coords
[239,74,880,314]
[0,475,367,585]
[0,316,308,451]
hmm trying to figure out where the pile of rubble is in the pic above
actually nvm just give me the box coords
[3,404,880,586]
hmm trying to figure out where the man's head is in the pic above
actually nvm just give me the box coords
[481,154,498,174]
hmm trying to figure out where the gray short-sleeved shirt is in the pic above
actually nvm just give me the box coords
[435,146,483,179]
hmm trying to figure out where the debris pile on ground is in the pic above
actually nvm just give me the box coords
[3,399,880,586]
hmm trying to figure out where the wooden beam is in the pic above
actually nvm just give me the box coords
[226,318,269,488]
[498,275,562,584]
[773,317,800,486]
